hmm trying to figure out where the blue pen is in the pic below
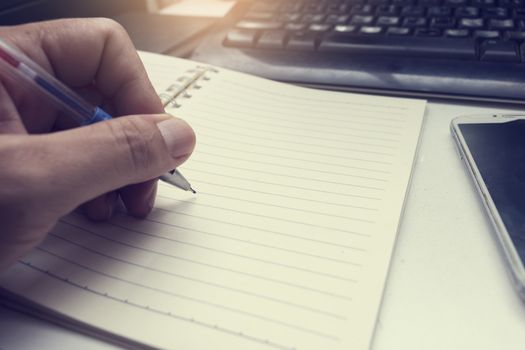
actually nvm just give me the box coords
[0,38,195,193]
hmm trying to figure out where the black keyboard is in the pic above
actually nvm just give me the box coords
[225,0,525,62]
[191,0,525,103]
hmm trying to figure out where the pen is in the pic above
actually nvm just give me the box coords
[0,38,195,194]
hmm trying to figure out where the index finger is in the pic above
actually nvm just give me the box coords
[5,18,163,116]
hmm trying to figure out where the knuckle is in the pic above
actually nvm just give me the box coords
[93,18,129,39]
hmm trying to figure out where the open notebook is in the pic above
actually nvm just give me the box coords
[0,52,426,350]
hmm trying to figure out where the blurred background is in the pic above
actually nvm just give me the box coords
[0,0,236,56]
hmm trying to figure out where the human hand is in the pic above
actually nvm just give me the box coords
[0,19,195,270]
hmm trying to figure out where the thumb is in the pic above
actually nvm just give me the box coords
[26,114,195,210]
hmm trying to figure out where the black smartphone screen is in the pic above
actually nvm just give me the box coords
[458,120,525,262]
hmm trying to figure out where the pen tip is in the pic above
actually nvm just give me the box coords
[190,187,196,194]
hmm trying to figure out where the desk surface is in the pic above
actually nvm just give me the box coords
[1,100,525,350]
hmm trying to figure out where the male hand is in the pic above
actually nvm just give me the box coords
[0,19,196,270]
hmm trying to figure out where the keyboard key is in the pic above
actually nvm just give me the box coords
[455,7,479,17]
[483,7,509,18]
[444,28,470,36]
[376,5,400,15]
[401,6,426,16]
[287,32,318,50]
[403,17,428,26]
[480,39,520,61]
[377,16,401,25]
[514,9,525,19]
[280,13,302,22]
[325,14,350,24]
[334,24,358,33]
[319,33,477,59]
[257,30,287,48]
[459,18,484,28]
[506,31,525,39]
[302,13,325,23]
[473,30,501,38]
[489,19,514,29]
[415,28,442,36]
[431,17,456,28]
[387,26,412,35]
[224,29,258,47]
[360,26,384,34]
[326,3,347,13]
[285,23,307,31]
[351,15,375,24]
[428,6,452,16]
[236,20,283,30]
[352,4,375,14]
[309,23,333,32]
[304,3,326,12]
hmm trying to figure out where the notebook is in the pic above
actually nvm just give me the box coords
[0,51,426,350]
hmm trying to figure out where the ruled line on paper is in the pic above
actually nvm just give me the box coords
[179,167,384,201]
[25,250,342,341]
[189,158,388,184]
[152,203,374,235]
[19,261,296,350]
[61,216,364,270]
[207,79,409,113]
[196,130,397,153]
[58,219,359,283]
[187,152,390,183]
[197,133,396,158]
[46,234,347,319]
[184,120,398,151]
[184,162,387,191]
[158,182,379,211]
[122,211,369,252]
[193,147,392,176]
[55,219,356,300]
[70,210,366,260]
[191,153,390,179]
[185,153,390,184]
[155,193,376,225]
[193,142,393,167]
[186,105,403,136]
[159,180,379,210]
[188,118,401,144]
[196,139,395,161]
[157,193,372,223]
[189,94,407,126]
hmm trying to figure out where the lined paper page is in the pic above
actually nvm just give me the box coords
[0,52,426,350]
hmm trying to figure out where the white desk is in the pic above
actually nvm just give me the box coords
[2,100,525,349]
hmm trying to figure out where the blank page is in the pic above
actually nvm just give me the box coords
[0,52,426,350]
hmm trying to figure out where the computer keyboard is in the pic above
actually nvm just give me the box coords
[191,0,525,103]
[224,0,525,62]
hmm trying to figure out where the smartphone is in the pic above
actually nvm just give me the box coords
[451,114,525,300]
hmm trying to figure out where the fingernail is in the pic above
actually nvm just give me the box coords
[157,117,195,159]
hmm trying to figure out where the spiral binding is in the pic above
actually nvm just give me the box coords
[159,66,219,109]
